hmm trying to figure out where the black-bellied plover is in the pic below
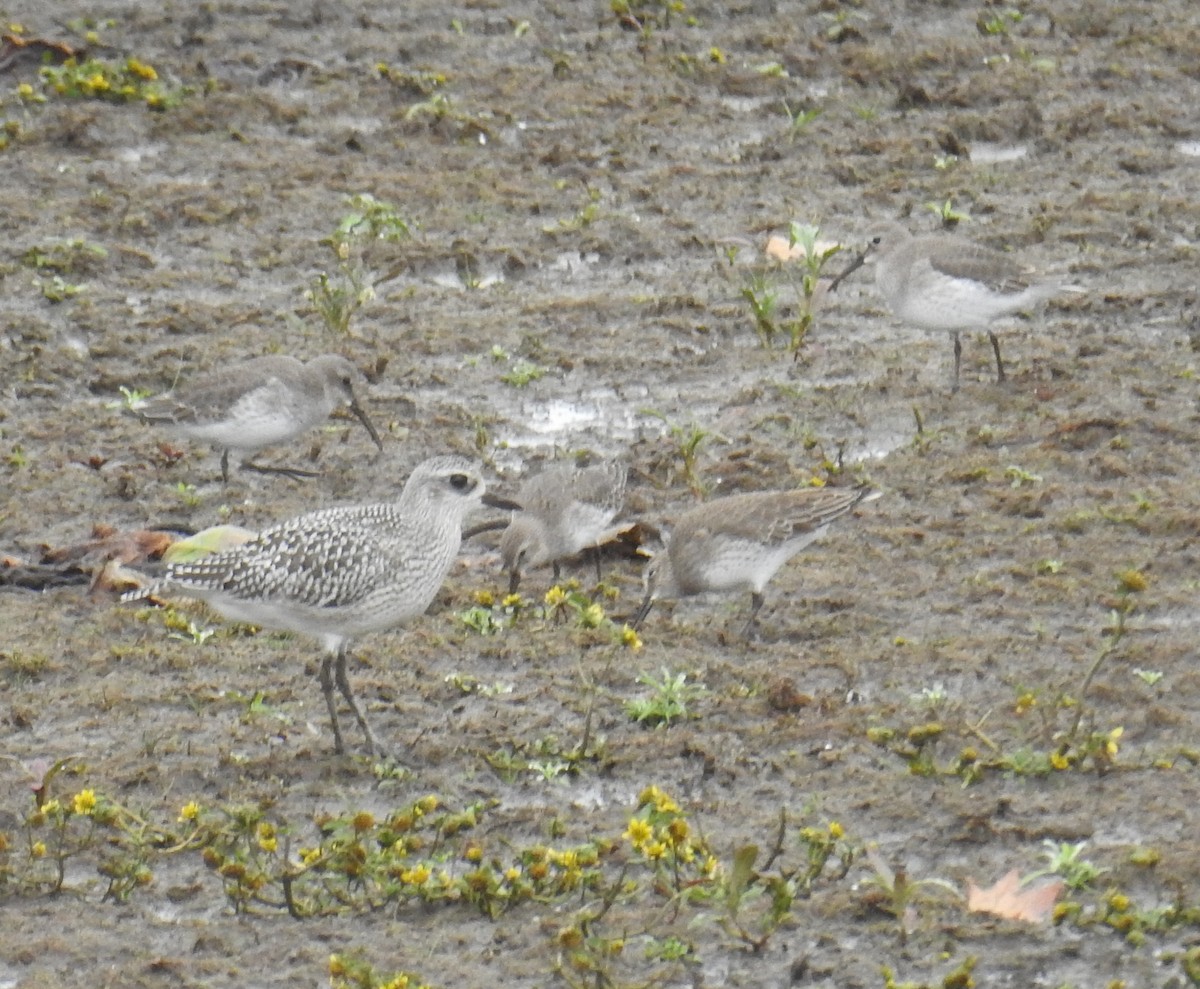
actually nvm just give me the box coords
[137,353,383,482]
[123,455,509,755]
[835,221,1075,389]
[499,460,628,593]
[632,485,879,637]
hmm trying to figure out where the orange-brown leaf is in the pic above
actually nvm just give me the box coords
[966,869,1063,923]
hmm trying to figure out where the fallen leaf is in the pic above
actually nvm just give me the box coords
[764,233,843,262]
[42,527,173,565]
[162,525,256,563]
[966,869,1063,923]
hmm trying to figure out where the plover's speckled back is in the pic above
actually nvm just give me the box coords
[633,485,879,637]
[124,455,504,755]
[137,353,383,482]
[499,460,627,593]
[839,221,1075,389]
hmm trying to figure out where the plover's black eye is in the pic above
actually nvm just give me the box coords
[871,235,882,245]
[449,473,471,490]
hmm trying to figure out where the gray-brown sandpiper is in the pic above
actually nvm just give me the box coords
[137,353,383,482]
[123,455,508,755]
[499,460,628,593]
[834,221,1075,389]
[632,485,879,637]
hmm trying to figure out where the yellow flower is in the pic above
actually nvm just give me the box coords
[380,977,410,989]
[17,83,33,98]
[666,818,689,845]
[644,841,667,860]
[550,849,579,869]
[40,798,61,816]
[299,847,321,866]
[474,589,495,607]
[1050,751,1071,770]
[329,954,346,977]
[620,625,643,651]
[579,603,605,628]
[31,841,46,858]
[401,864,431,885]
[1116,570,1147,593]
[415,795,439,815]
[1105,726,1124,758]
[504,866,521,882]
[703,854,720,877]
[351,811,375,832]
[256,822,277,853]
[88,73,110,92]
[502,593,522,608]
[828,821,845,839]
[72,789,97,815]
[178,801,201,823]
[465,844,483,863]
[624,818,653,848]
[126,58,157,81]
[544,585,568,608]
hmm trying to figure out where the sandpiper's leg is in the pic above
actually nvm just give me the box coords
[241,460,322,481]
[220,449,231,485]
[988,331,1006,383]
[952,333,963,392]
[334,646,382,757]
[740,591,766,640]
[552,561,562,584]
[631,594,654,630]
[318,653,346,754]
[508,567,521,595]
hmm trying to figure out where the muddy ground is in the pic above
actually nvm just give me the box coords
[2,1,1199,986]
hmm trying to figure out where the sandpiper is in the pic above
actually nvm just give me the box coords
[632,485,879,637]
[499,460,628,593]
[123,455,510,755]
[137,353,384,482]
[834,221,1074,389]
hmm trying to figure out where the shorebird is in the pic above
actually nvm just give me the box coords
[833,221,1075,389]
[632,485,879,638]
[123,455,513,755]
[499,460,628,593]
[136,353,383,482]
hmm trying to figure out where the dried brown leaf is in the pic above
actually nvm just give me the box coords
[966,868,1063,923]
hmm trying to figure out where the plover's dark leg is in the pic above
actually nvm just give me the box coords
[334,645,381,757]
[318,652,346,754]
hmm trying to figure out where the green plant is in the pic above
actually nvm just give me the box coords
[925,199,970,226]
[329,952,434,989]
[745,223,840,355]
[741,273,780,345]
[21,238,108,273]
[788,222,841,352]
[35,55,180,108]
[643,413,712,495]
[625,668,706,726]
[500,360,548,387]
[858,849,960,943]
[544,185,601,233]
[174,482,201,508]
[112,385,151,412]
[307,193,413,335]
[978,7,1023,35]
[1031,840,1108,890]
[35,275,86,302]
[1004,465,1042,487]
[780,100,822,140]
